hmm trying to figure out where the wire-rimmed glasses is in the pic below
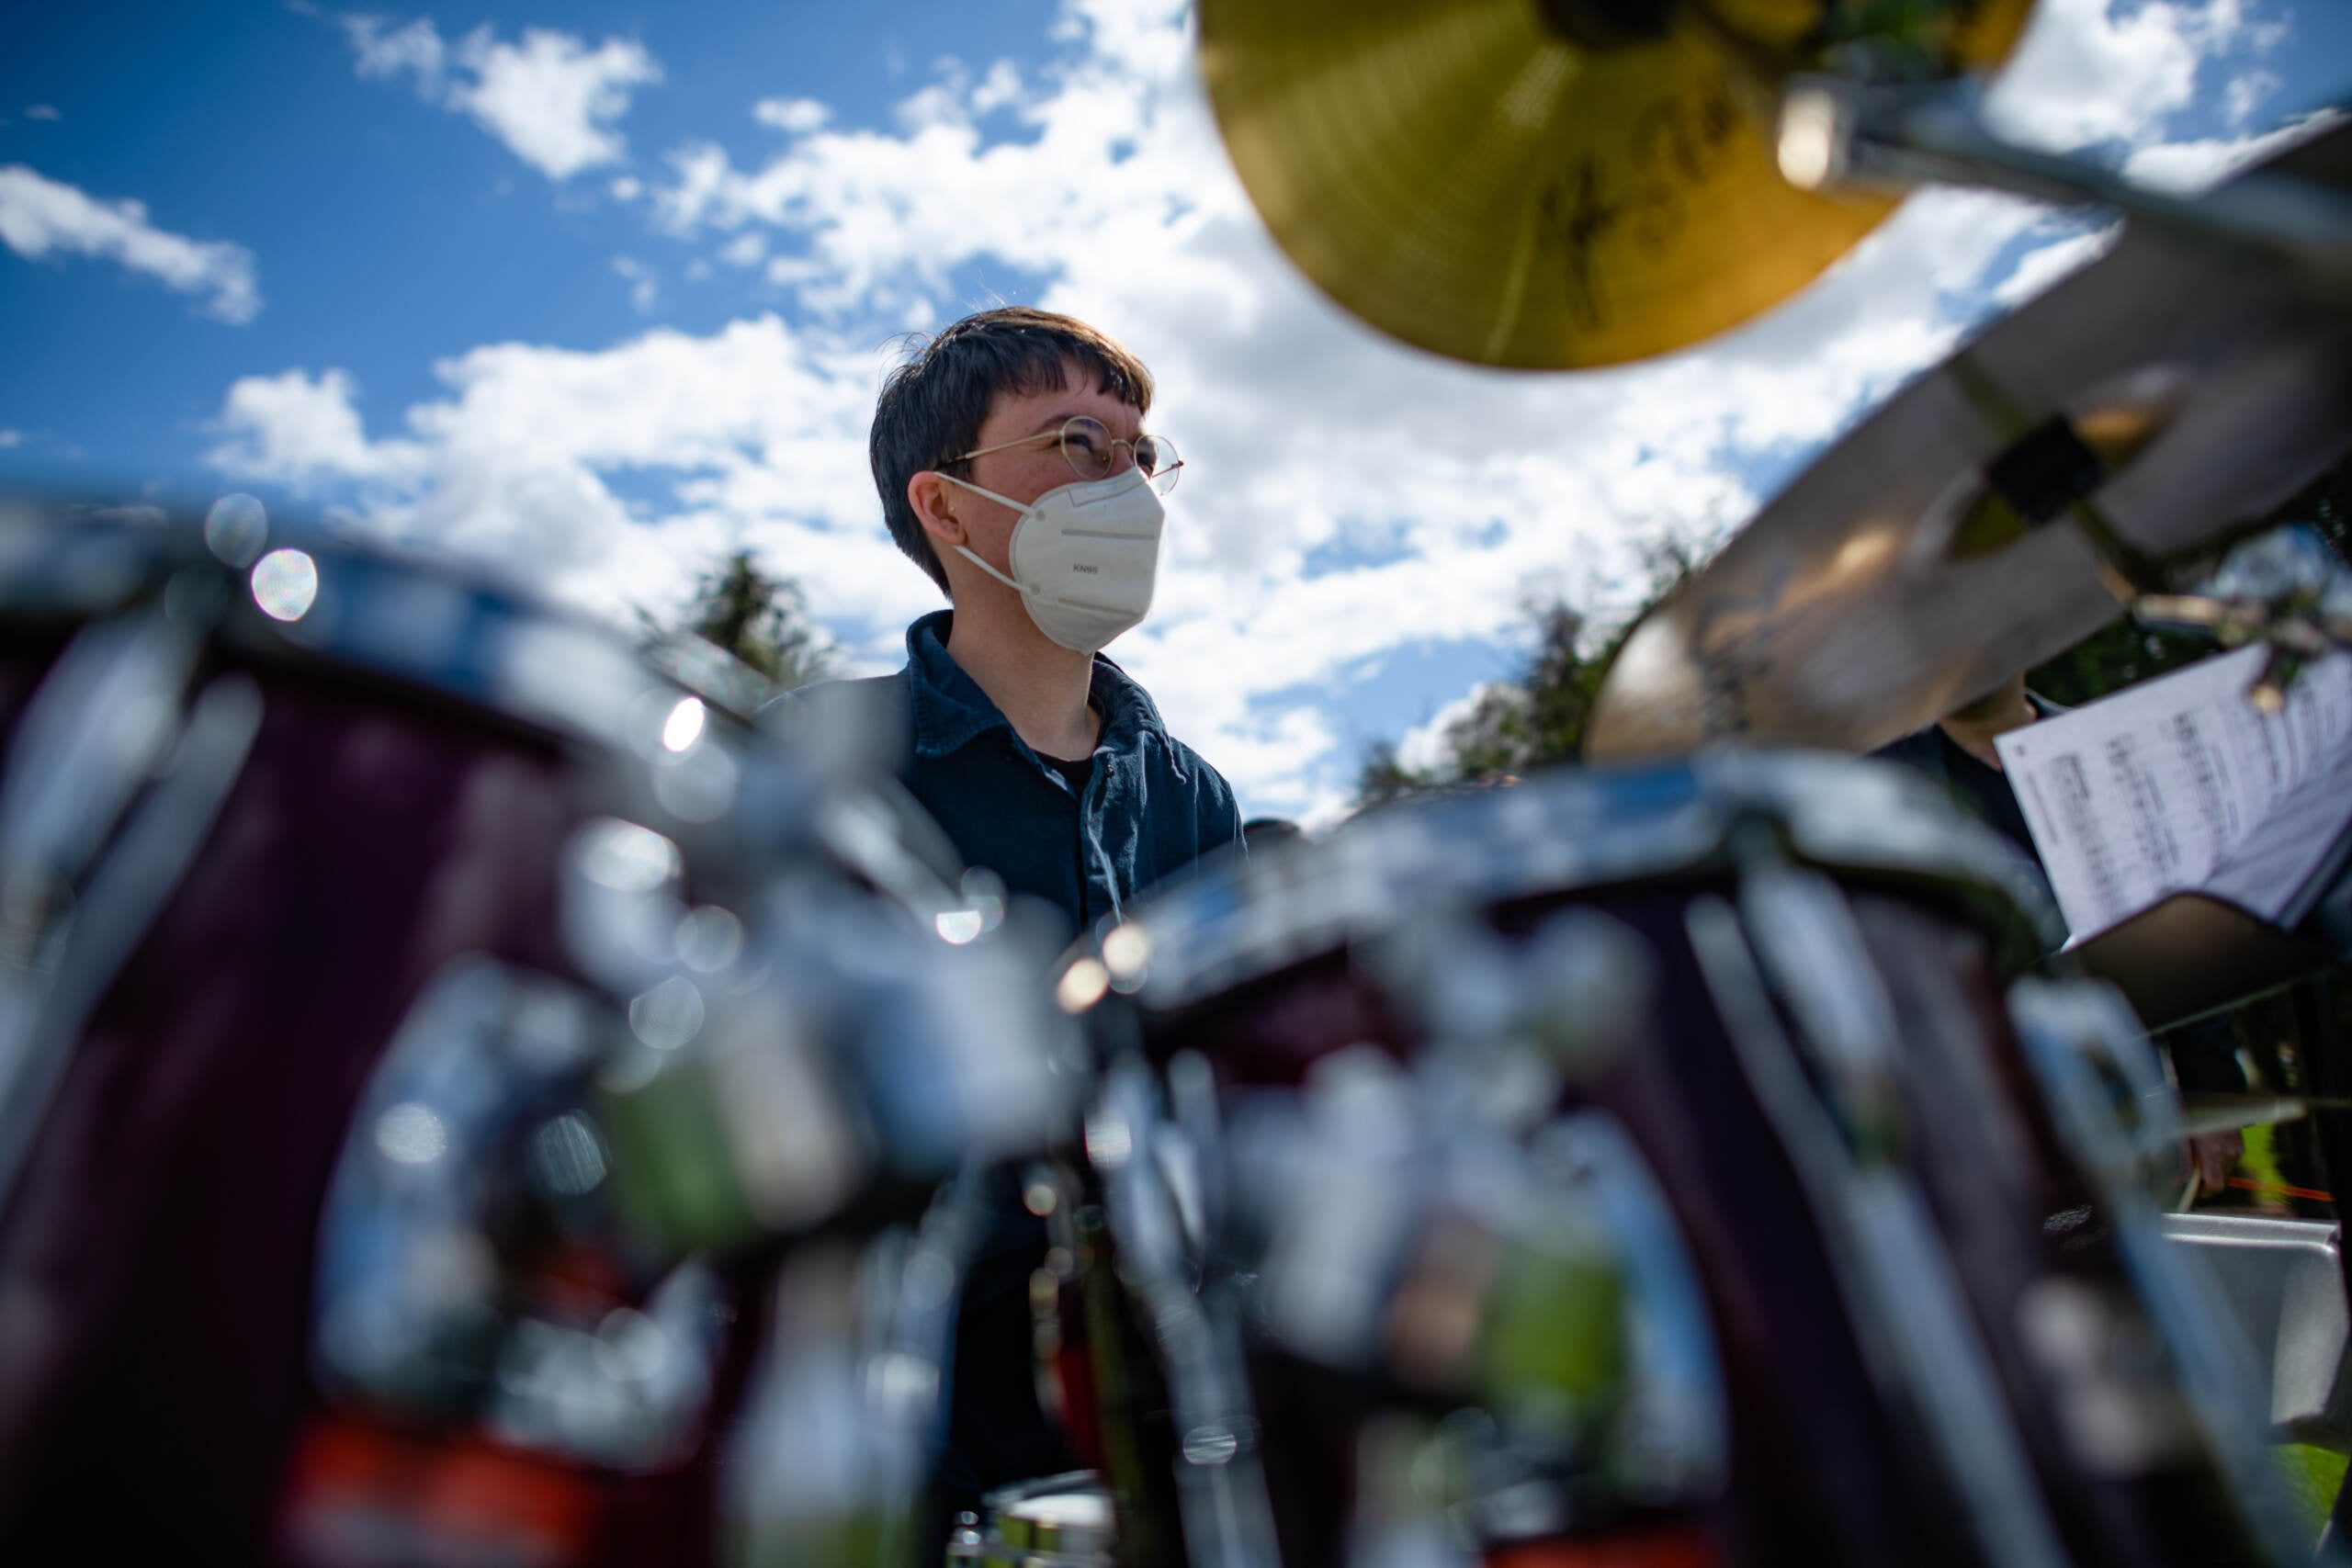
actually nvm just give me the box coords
[949,416,1182,494]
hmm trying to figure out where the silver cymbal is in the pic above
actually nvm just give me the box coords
[1587,117,2352,761]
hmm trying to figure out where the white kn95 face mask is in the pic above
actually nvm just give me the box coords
[938,467,1166,654]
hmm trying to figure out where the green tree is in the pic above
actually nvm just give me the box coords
[1355,537,1700,806]
[641,549,834,694]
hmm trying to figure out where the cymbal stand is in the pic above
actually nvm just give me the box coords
[2134,525,2352,708]
[1775,75,2352,298]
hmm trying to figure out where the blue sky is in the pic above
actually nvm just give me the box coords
[4,0,2345,819]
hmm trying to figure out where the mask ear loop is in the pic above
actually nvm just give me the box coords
[935,471,1035,597]
[935,469,1027,515]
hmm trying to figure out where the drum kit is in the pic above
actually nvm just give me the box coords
[2,1,2350,1565]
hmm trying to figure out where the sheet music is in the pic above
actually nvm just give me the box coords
[1995,646,2352,940]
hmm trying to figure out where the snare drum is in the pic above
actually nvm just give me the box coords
[1057,754,2309,1568]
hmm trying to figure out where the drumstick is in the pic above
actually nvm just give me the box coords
[2176,1093,2352,1139]
[2177,1170,2202,1213]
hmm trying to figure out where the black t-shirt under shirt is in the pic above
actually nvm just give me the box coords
[1040,751,1094,797]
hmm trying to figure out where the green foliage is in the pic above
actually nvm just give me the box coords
[2287,452,2352,559]
[2277,1442,2347,1543]
[640,550,833,694]
[2019,619,2215,709]
[1355,539,1699,806]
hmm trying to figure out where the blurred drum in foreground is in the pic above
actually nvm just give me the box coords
[0,497,1079,1565]
[1052,755,2313,1568]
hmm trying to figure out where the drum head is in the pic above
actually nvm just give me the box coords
[1101,751,2058,1017]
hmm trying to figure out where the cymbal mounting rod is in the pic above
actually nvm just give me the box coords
[1778,77,2352,296]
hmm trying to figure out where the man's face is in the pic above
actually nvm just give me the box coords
[950,360,1146,581]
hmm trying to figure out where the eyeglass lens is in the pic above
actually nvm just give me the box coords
[1058,417,1179,492]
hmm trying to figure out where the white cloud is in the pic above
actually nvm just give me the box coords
[204,319,930,637]
[0,429,23,448]
[968,61,1024,117]
[2224,69,2282,129]
[1993,223,2115,307]
[753,96,829,134]
[345,15,446,89]
[342,17,661,180]
[207,367,421,481]
[456,28,661,178]
[1986,0,2245,152]
[2120,105,2346,191]
[0,164,260,322]
[1396,683,1504,775]
[612,254,659,312]
[23,105,62,123]
[243,0,2286,819]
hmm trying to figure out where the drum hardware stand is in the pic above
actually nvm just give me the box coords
[0,590,258,1220]
[1524,1112,1730,1505]
[1776,75,2352,296]
[2132,523,2352,710]
[1091,1055,1282,1568]
[723,1233,944,1566]
[862,1172,992,1568]
[731,1174,996,1566]
[1683,875,2075,1568]
[2006,980,2324,1564]
[2286,972,2352,1551]
[1935,344,2350,712]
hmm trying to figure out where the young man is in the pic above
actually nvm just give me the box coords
[849,304,1243,933]
[813,306,1243,1528]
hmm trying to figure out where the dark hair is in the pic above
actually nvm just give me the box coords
[871,306,1154,594]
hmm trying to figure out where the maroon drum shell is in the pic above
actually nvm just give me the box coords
[0,617,747,1565]
[1107,828,2252,1568]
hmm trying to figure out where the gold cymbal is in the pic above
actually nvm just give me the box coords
[1198,0,2032,368]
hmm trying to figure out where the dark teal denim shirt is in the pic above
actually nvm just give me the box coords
[797,610,1244,1517]
[823,609,1243,939]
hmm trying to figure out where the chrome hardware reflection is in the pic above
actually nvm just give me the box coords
[202,491,268,567]
[2160,1213,2352,1449]
[250,547,319,622]
[0,674,261,1216]
[561,817,688,994]
[483,1261,722,1469]
[1092,1054,1280,1568]
[675,903,745,972]
[1693,877,2073,1568]
[0,608,209,952]
[2009,976,2315,1558]
[726,1181,987,1567]
[0,592,255,1216]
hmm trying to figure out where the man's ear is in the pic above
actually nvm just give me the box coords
[906,469,965,549]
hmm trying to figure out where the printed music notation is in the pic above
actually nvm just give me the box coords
[1996,645,2352,942]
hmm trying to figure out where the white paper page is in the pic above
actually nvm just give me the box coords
[1995,647,2352,939]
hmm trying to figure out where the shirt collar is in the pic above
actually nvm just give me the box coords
[903,609,1170,764]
